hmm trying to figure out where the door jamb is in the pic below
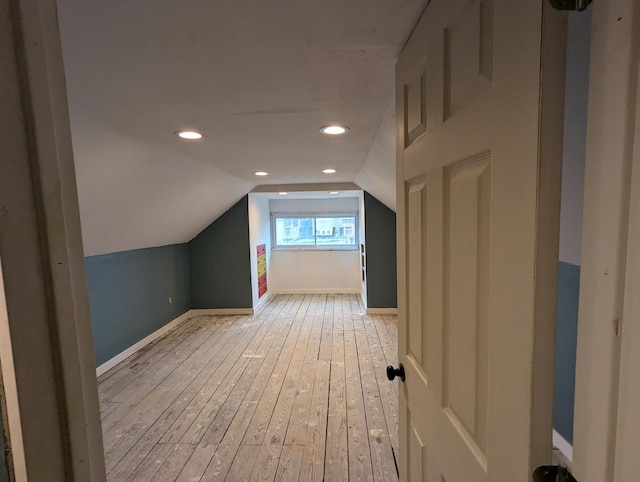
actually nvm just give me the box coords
[0,1,106,480]
[612,45,640,480]
[573,0,640,480]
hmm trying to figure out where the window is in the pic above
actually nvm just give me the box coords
[272,213,358,249]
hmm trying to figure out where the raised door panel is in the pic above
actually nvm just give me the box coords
[442,153,490,459]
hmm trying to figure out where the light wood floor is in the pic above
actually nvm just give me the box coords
[98,293,399,481]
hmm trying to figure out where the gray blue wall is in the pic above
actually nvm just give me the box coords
[189,196,253,309]
[85,244,190,366]
[554,262,580,444]
[364,191,397,308]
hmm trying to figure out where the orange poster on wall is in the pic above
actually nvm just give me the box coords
[257,244,267,298]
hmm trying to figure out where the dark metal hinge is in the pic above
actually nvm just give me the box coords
[533,465,578,482]
[549,0,593,11]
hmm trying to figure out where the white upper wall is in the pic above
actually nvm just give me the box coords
[355,95,397,211]
[559,10,591,266]
[359,193,367,304]
[248,194,271,307]
[73,116,251,256]
[56,0,421,255]
[270,196,360,213]
[269,250,361,293]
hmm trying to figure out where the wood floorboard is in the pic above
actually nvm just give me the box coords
[98,317,201,398]
[362,313,400,456]
[124,442,174,482]
[344,324,375,480]
[101,316,231,435]
[241,296,310,446]
[175,444,218,481]
[199,445,238,481]
[100,401,121,421]
[169,298,289,445]
[298,359,330,482]
[324,293,349,481]
[105,316,217,405]
[353,306,398,480]
[105,299,287,479]
[225,445,261,480]
[104,314,250,475]
[274,444,304,481]
[99,293,399,481]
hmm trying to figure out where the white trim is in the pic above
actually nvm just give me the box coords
[190,308,254,316]
[96,310,192,377]
[272,288,361,294]
[365,308,398,315]
[253,290,273,313]
[553,429,574,462]
[573,2,639,480]
[613,36,640,481]
[2,1,106,477]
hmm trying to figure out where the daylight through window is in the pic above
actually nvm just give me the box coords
[272,214,358,249]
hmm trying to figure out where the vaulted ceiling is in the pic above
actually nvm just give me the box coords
[56,0,427,256]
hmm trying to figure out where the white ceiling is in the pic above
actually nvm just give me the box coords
[56,0,427,256]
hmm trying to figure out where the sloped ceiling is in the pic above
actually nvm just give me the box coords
[354,96,397,211]
[56,0,426,256]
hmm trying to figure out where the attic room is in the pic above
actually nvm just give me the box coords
[86,188,398,369]
[4,1,640,482]
[56,0,406,376]
[4,0,414,480]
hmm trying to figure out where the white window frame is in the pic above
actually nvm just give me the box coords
[270,211,359,251]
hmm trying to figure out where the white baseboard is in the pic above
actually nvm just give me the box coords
[272,288,361,294]
[96,310,192,377]
[553,429,573,462]
[190,308,254,315]
[366,308,398,315]
[253,291,273,313]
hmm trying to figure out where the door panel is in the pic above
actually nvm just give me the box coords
[443,153,490,456]
[408,419,428,482]
[443,0,493,119]
[404,71,428,147]
[396,1,566,480]
[407,180,426,367]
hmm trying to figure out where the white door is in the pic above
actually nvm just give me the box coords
[396,1,567,480]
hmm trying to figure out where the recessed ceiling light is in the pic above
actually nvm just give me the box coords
[322,168,337,174]
[254,171,269,176]
[329,191,339,195]
[176,130,203,140]
[320,125,349,135]
[278,192,288,195]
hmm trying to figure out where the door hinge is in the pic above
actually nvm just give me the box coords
[549,0,592,11]
[533,466,578,482]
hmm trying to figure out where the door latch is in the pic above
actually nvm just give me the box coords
[533,466,578,482]
[549,0,592,11]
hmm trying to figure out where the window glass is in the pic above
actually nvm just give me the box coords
[272,214,357,249]
[315,217,356,246]
[275,217,315,246]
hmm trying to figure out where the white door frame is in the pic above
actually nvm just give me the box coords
[573,0,640,481]
[0,0,105,480]
[613,49,640,480]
